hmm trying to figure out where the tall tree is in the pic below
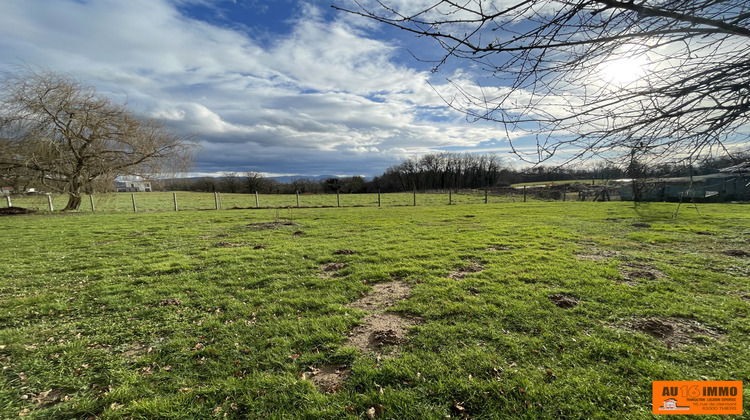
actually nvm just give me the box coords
[337,1,750,165]
[0,67,195,210]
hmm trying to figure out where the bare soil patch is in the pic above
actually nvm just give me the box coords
[348,281,411,311]
[319,262,346,278]
[245,221,296,229]
[159,298,182,306]
[345,312,419,354]
[304,365,351,394]
[214,242,252,248]
[631,222,651,228]
[722,249,749,257]
[617,317,724,348]
[0,206,35,215]
[334,249,357,255]
[619,263,663,283]
[548,294,579,309]
[447,260,484,280]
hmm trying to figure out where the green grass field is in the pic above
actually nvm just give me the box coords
[1,201,748,419]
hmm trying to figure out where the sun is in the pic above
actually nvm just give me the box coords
[597,47,651,86]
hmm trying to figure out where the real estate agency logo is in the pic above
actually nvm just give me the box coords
[652,381,743,415]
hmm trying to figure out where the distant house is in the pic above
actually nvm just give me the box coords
[619,172,750,202]
[1,187,13,195]
[115,181,152,192]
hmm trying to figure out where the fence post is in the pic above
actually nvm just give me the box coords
[413,187,416,206]
[523,186,527,202]
[218,192,222,209]
[449,190,452,205]
[173,192,178,211]
[214,192,219,210]
[131,194,137,212]
[47,194,54,212]
[90,195,95,212]
[378,189,381,208]
[485,188,488,204]
[337,190,340,207]
[5,195,10,208]
[255,191,259,208]
[562,186,567,202]
[296,190,300,208]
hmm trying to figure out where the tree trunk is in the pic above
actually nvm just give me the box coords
[63,193,82,211]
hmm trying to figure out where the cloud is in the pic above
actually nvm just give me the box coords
[0,0,521,176]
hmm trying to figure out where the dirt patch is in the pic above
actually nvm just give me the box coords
[618,317,724,348]
[0,206,36,215]
[619,263,663,282]
[320,262,346,278]
[159,298,182,306]
[548,294,578,309]
[304,365,351,393]
[694,231,713,236]
[447,260,484,280]
[334,249,357,255]
[246,221,296,229]
[722,249,749,257]
[214,242,252,248]
[344,281,417,358]
[348,281,411,311]
[345,312,419,354]
[632,222,652,228]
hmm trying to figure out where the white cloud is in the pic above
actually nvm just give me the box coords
[0,0,519,176]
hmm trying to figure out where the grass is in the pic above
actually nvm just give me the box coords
[0,201,748,419]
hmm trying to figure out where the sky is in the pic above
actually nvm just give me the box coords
[0,0,526,178]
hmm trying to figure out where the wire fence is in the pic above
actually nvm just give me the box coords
[3,185,621,213]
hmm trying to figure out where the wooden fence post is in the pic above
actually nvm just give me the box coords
[449,190,452,205]
[485,188,488,204]
[90,195,95,212]
[562,186,567,202]
[255,191,259,208]
[337,190,340,207]
[47,194,54,212]
[523,186,527,202]
[173,192,178,211]
[413,187,416,206]
[218,192,223,209]
[131,194,137,212]
[5,195,10,208]
[296,190,300,208]
[214,192,219,210]
[378,189,381,207]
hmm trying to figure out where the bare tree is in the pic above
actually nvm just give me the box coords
[244,171,264,193]
[337,1,750,165]
[221,171,239,193]
[0,67,196,210]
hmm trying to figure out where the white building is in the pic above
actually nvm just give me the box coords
[115,181,152,192]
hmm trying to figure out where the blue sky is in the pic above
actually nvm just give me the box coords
[0,0,525,178]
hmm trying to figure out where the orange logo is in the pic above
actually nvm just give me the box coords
[652,381,743,415]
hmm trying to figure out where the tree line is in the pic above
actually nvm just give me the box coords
[158,152,747,195]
